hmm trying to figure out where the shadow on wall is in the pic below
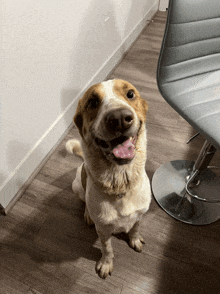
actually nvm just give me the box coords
[0,174,7,188]
[1,127,102,291]
[3,0,120,207]
[60,0,151,126]
[60,0,121,126]
[1,142,31,188]
[4,140,44,208]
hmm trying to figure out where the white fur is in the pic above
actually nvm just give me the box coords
[93,80,139,141]
[65,139,83,158]
[72,163,85,202]
[68,79,151,279]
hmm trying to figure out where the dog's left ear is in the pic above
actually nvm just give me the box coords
[74,103,83,136]
[141,99,148,121]
[142,99,148,112]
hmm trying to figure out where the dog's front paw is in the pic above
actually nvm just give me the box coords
[129,235,145,253]
[84,206,94,227]
[95,258,114,279]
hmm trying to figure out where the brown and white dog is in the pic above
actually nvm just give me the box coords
[66,79,151,279]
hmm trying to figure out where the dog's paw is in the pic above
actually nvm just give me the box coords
[129,235,145,253]
[95,258,114,279]
[84,212,94,227]
[84,207,94,227]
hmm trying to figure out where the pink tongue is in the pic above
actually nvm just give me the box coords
[113,138,135,159]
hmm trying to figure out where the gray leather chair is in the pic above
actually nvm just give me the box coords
[152,0,220,225]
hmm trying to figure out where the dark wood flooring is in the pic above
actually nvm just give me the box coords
[0,11,220,294]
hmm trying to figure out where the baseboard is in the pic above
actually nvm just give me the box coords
[1,0,159,213]
[2,121,75,214]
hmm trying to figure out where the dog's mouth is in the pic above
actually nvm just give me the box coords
[95,134,137,163]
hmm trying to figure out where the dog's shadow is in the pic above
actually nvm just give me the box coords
[0,165,103,284]
[0,140,155,288]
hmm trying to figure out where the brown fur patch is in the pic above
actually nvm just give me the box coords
[74,83,104,136]
[72,79,149,196]
[81,164,87,191]
[113,80,148,122]
[74,80,148,136]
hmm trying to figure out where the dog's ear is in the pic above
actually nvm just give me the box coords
[142,99,148,112]
[74,104,83,136]
[141,99,148,121]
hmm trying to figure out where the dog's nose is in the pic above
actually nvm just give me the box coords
[105,108,134,133]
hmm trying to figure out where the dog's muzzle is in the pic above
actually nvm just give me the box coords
[105,108,134,135]
[94,108,140,164]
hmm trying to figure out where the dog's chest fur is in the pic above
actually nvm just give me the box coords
[71,79,151,236]
[86,169,151,232]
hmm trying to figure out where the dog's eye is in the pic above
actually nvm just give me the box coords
[127,90,135,100]
[87,97,100,110]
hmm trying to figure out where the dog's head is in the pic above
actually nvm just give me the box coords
[74,79,148,165]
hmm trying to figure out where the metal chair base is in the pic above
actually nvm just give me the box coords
[152,160,220,225]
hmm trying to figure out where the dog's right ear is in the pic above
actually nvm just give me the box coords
[73,105,83,136]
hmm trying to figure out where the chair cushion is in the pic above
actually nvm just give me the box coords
[157,0,220,149]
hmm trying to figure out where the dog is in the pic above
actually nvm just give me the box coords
[66,79,151,279]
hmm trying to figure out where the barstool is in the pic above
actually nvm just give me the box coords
[152,0,220,225]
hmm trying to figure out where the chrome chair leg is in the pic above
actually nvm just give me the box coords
[152,140,220,225]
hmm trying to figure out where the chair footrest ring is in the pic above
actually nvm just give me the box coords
[152,160,220,225]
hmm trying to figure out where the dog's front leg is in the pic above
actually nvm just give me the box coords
[128,221,145,252]
[95,229,114,279]
[84,205,94,226]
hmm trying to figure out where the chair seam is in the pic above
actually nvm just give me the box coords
[160,68,220,86]
[165,36,220,49]
[170,17,220,25]
[183,97,220,112]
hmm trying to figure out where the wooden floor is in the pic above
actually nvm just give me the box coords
[1,11,220,294]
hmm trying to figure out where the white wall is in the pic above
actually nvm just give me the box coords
[1,0,159,209]
[159,0,169,11]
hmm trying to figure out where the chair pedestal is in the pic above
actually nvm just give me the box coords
[152,142,220,225]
